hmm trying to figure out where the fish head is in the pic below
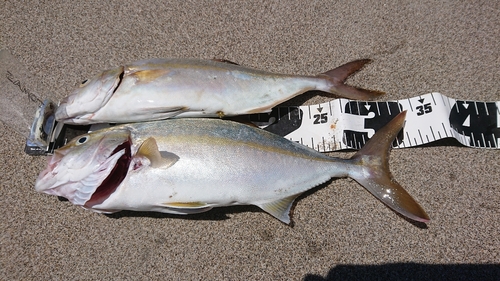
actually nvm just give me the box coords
[35,128,132,208]
[55,66,124,124]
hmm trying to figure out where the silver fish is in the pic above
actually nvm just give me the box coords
[35,111,429,223]
[55,58,384,124]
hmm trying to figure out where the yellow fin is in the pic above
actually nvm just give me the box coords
[163,202,209,208]
[161,202,213,214]
[137,137,179,168]
[257,194,300,224]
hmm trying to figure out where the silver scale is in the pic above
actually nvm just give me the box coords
[1,49,499,156]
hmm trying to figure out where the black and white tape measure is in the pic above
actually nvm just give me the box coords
[248,92,500,152]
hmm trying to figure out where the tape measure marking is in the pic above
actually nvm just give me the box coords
[248,93,500,151]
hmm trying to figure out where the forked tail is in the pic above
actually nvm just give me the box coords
[320,59,385,100]
[348,111,430,222]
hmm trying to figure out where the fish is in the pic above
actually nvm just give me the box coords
[35,111,430,223]
[55,58,384,124]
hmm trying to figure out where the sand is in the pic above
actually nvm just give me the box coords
[1,1,499,280]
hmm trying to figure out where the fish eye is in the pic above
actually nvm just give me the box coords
[76,136,89,145]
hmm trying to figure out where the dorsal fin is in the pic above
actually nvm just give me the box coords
[137,137,179,168]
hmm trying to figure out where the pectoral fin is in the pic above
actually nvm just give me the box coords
[137,137,179,168]
[162,202,213,214]
[256,194,300,224]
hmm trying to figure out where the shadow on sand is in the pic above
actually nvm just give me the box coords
[303,263,500,281]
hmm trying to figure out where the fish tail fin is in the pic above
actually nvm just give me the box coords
[320,59,385,100]
[348,111,430,222]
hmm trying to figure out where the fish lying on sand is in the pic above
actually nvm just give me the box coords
[36,111,429,223]
[55,58,384,125]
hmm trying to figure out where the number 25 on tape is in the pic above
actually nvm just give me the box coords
[313,113,328,124]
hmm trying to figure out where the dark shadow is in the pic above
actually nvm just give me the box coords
[104,204,263,222]
[303,263,500,281]
[406,137,465,149]
[279,90,335,107]
[57,194,263,221]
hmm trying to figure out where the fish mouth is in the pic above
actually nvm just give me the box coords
[54,97,70,122]
[84,138,132,208]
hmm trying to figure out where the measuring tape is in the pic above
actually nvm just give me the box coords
[247,92,500,152]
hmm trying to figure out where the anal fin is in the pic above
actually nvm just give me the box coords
[256,194,300,224]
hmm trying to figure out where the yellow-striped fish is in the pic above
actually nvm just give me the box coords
[36,111,429,223]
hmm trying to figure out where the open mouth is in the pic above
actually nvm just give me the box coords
[84,138,132,207]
